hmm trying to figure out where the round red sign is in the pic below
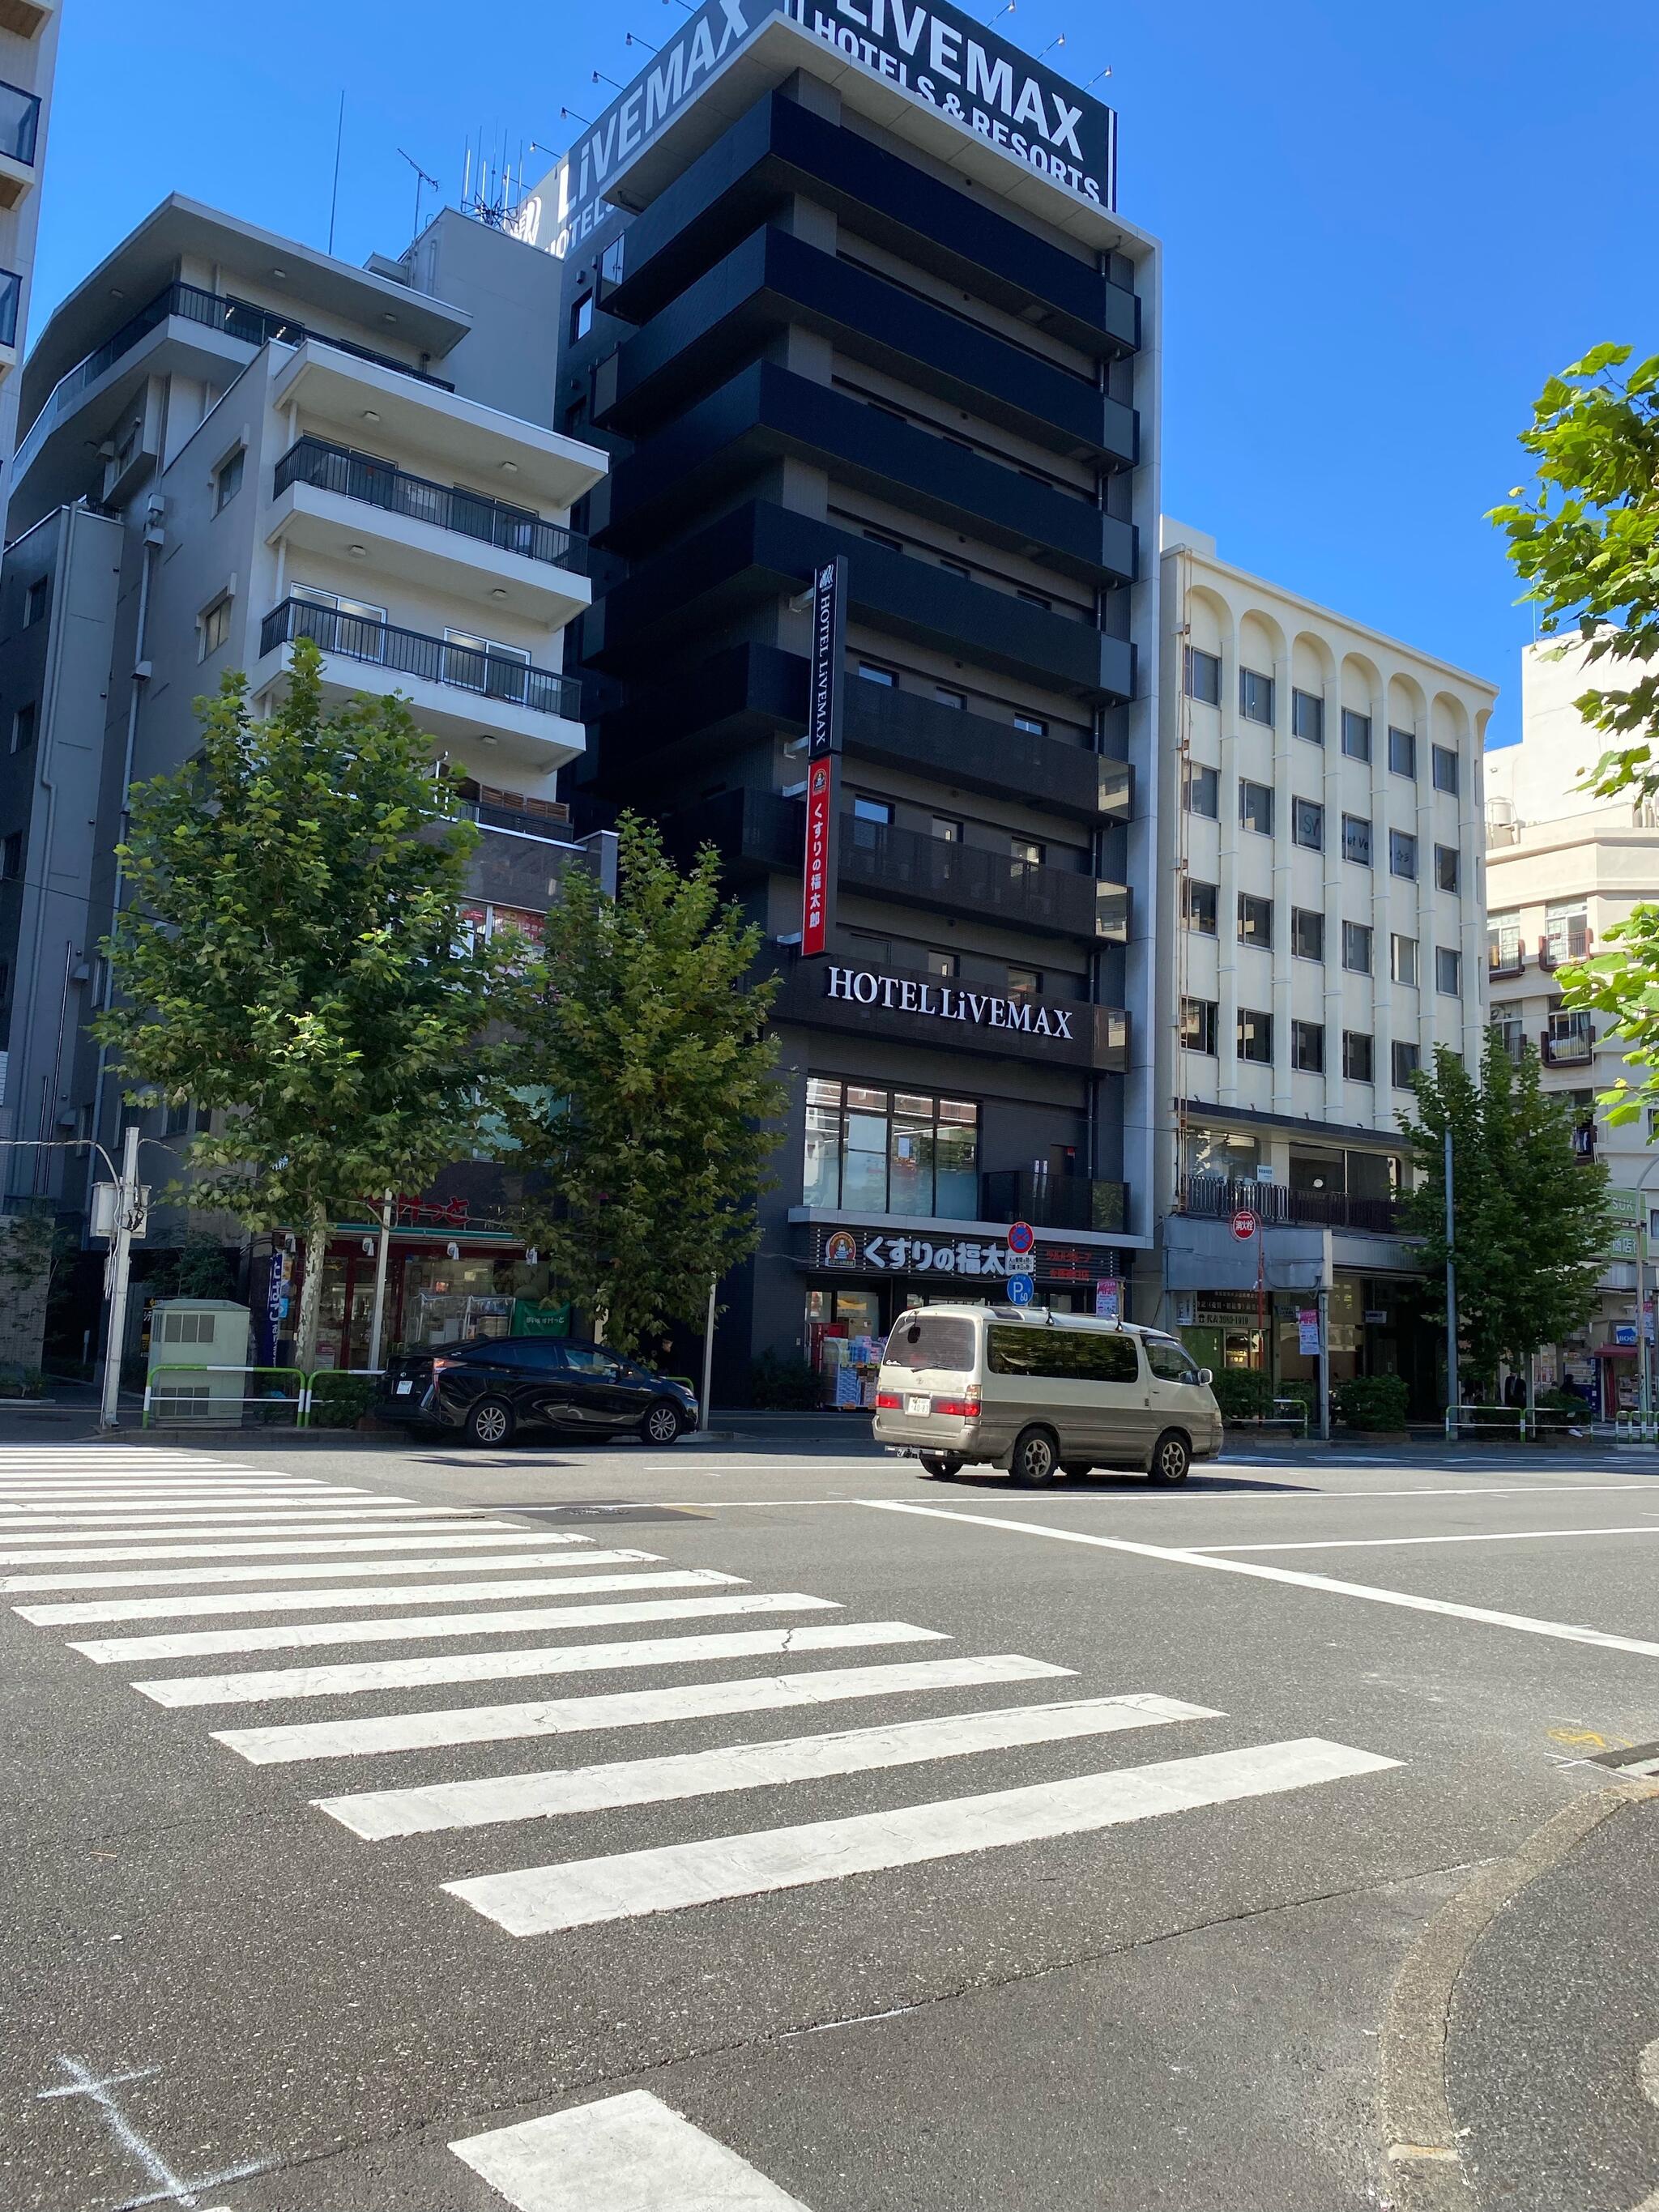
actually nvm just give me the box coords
[1230,1208,1259,1241]
[1007,1221,1036,1257]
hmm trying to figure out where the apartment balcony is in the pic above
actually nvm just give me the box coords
[841,816,1123,942]
[1537,924,1592,971]
[981,1170,1128,1235]
[1486,944,1526,979]
[1542,1016,1595,1068]
[768,953,1128,1075]
[0,79,40,208]
[461,819,598,915]
[255,599,586,782]
[599,361,1136,587]
[268,437,591,629]
[1178,1177,1402,1237]
[0,266,19,367]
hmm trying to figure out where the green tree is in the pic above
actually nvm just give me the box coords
[1491,343,1659,1125]
[500,813,786,1358]
[96,641,510,1367]
[1400,1032,1611,1395]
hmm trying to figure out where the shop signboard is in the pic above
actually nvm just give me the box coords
[1606,1188,1642,1222]
[1297,1308,1321,1356]
[816,1227,1102,1283]
[1614,1323,1639,1347]
[1608,1229,1639,1260]
[1094,1277,1120,1320]
[513,1298,571,1337]
[800,556,845,958]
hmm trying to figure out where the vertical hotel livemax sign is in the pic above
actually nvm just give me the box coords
[801,556,846,957]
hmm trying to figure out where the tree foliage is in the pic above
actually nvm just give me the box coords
[1399,1033,1611,1392]
[499,813,786,1358]
[96,641,510,1366]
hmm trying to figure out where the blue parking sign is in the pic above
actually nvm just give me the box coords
[1007,1272,1034,1306]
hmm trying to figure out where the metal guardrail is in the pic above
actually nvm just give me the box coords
[275,437,589,574]
[260,599,582,719]
[143,1363,384,1429]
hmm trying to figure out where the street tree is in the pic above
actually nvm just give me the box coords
[96,641,510,1367]
[1400,1030,1611,1395]
[499,812,786,1358]
[1491,343,1659,1127]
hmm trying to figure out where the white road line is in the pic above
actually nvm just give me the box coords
[137,1609,889,1707]
[0,1517,525,1552]
[450,2091,813,2212]
[863,1500,1659,1664]
[214,1647,1043,1765]
[0,1544,608,1596]
[0,1485,358,1503]
[0,1528,578,1566]
[18,1564,683,1626]
[1192,1524,1659,1556]
[75,1588,801,1663]
[446,1735,1401,1934]
[318,1692,1223,1839]
[0,1502,464,1525]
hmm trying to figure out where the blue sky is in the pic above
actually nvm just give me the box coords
[30,0,1657,748]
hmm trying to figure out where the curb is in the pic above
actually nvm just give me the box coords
[1380,1781,1659,2209]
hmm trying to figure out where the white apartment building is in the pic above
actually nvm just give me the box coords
[0,0,56,538]
[1486,637,1659,1415]
[0,197,612,1366]
[1152,520,1495,1403]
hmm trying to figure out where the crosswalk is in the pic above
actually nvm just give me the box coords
[2,1445,1403,1970]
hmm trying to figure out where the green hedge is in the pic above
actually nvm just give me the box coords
[1210,1368,1275,1422]
[1333,1375,1410,1432]
[748,1349,821,1410]
[308,1373,377,1428]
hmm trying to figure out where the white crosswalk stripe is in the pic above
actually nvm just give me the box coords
[4,1549,654,1604]
[450,2091,813,2211]
[0,1515,505,1545]
[0,1502,471,1525]
[0,1528,578,1566]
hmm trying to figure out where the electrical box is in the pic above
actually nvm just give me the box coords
[147,1301,252,1422]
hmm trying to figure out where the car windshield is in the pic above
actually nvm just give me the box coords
[1144,1336,1201,1383]
[882,1315,977,1372]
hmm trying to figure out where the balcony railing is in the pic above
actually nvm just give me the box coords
[841,815,1101,938]
[981,1170,1128,1235]
[1178,1177,1402,1236]
[0,266,18,350]
[1537,923,1591,971]
[1486,943,1526,978]
[23,279,454,449]
[260,599,580,720]
[274,437,587,574]
[0,79,40,164]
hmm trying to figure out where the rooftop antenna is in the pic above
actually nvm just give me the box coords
[397,148,440,244]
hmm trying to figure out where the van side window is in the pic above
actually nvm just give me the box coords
[1145,1336,1201,1383]
[882,1315,977,1371]
[987,1326,1140,1383]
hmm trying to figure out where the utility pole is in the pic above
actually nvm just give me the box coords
[99,1123,143,1431]
[1316,1281,1331,1444]
[366,1191,393,1372]
[1444,1125,1459,1444]
[700,1276,717,1434]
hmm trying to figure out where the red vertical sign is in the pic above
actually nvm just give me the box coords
[800,555,845,957]
[802,755,834,957]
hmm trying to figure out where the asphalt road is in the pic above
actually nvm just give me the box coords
[6,1413,1659,2212]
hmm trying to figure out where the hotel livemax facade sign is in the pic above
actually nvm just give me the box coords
[825,966,1081,1043]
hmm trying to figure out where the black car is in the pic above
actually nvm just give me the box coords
[377,1336,698,1448]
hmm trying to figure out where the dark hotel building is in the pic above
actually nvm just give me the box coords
[521,0,1162,1400]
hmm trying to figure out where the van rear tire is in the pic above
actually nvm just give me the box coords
[919,1453,962,1480]
[1149,1430,1191,1485]
[1010,1426,1060,1486]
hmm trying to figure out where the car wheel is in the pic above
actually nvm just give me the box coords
[466,1397,514,1448]
[1149,1429,1191,1485]
[641,1399,684,1447]
[1010,1425,1060,1486]
[919,1453,962,1480]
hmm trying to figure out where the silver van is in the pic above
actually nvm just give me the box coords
[873,1302,1222,1485]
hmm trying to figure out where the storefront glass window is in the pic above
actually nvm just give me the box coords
[802,1079,980,1218]
[1183,1127,1259,1183]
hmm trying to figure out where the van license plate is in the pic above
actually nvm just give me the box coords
[395,1380,414,1395]
[906,1394,931,1417]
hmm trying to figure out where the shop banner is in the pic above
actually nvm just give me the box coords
[1297,1308,1321,1356]
[801,556,845,957]
[802,756,835,957]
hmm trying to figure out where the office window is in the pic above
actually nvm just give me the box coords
[1291,688,1324,744]
[1183,762,1219,819]
[569,292,594,343]
[934,683,966,709]
[851,794,893,829]
[858,662,898,688]
[863,528,903,552]
[1435,946,1461,996]
[164,1097,192,1138]
[1388,726,1417,778]
[1488,910,1521,967]
[198,595,232,661]
[1017,588,1052,610]
[1006,965,1043,999]
[932,816,963,844]
[1341,709,1371,761]
[1239,667,1274,725]
[1343,1031,1375,1083]
[214,449,245,511]
[1238,892,1273,948]
[1392,1039,1421,1089]
[1292,795,1324,851]
[1237,1008,1273,1064]
[1,831,20,880]
[1183,878,1218,934]
[1291,1020,1325,1073]
[1435,843,1460,893]
[1389,829,1418,879]
[23,578,47,628]
[562,397,588,436]
[803,1076,979,1219]
[1013,711,1047,735]
[1181,997,1219,1055]
[1239,779,1274,835]
[1342,920,1373,974]
[1432,744,1459,795]
[1391,934,1419,987]
[1545,900,1589,962]
[926,949,959,979]
[1009,835,1044,867]
[1183,646,1221,705]
[1341,813,1372,866]
[1292,906,1325,961]
[11,702,36,754]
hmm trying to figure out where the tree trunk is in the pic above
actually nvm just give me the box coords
[292,1208,331,1371]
